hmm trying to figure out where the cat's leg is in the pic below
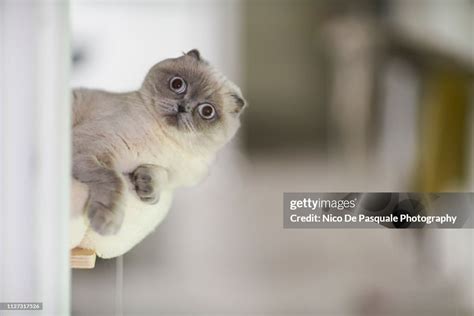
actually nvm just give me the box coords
[73,154,125,235]
[130,164,167,204]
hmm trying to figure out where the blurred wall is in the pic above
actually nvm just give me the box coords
[243,1,328,151]
[72,0,243,90]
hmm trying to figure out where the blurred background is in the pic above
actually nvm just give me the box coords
[71,0,471,315]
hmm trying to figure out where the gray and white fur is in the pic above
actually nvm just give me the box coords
[73,50,246,235]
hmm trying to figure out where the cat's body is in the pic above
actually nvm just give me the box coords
[72,50,246,235]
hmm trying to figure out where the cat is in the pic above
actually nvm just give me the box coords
[72,49,246,235]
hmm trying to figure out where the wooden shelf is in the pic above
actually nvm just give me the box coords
[71,247,96,269]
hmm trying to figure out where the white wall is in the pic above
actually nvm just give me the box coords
[71,0,243,91]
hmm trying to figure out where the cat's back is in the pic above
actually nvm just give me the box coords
[73,88,130,127]
[72,88,163,171]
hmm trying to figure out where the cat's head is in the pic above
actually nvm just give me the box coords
[140,49,246,150]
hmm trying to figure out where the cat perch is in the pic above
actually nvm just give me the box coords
[71,247,96,269]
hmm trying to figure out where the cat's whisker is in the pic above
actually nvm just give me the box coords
[156,101,177,114]
[179,116,189,132]
[182,115,197,135]
[159,102,176,109]
[156,100,174,108]
[181,118,191,133]
[135,91,174,107]
[124,93,161,107]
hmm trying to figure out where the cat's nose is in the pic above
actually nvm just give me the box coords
[177,104,191,113]
[177,104,186,113]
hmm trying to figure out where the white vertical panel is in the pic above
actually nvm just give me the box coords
[0,1,70,315]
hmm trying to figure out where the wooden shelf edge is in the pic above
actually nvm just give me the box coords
[71,247,96,269]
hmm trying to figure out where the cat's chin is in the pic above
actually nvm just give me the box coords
[163,115,193,135]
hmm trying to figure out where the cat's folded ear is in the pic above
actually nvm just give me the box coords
[186,49,201,61]
[230,93,247,114]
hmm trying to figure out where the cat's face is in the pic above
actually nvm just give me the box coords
[140,50,246,149]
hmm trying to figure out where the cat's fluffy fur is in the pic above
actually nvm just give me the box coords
[73,50,246,235]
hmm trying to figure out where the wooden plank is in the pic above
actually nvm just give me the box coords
[71,247,96,269]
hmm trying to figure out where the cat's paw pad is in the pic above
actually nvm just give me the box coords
[131,166,160,204]
[88,201,124,235]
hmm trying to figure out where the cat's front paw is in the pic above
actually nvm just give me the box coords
[88,201,124,235]
[131,165,160,204]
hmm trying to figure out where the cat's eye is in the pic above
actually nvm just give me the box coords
[169,76,186,94]
[197,103,216,120]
